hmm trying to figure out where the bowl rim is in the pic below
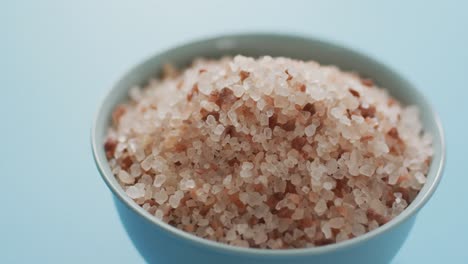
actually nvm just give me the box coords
[91,32,446,256]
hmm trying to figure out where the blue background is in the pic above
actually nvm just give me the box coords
[2,1,467,263]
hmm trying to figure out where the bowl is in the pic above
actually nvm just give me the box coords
[91,33,445,264]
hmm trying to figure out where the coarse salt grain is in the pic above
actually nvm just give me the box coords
[414,171,426,184]
[153,174,167,187]
[126,183,145,199]
[118,170,134,184]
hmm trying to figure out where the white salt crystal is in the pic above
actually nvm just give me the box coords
[239,192,249,204]
[118,170,134,184]
[351,223,366,236]
[372,141,389,156]
[359,164,376,177]
[369,199,386,215]
[153,189,168,204]
[328,217,345,228]
[291,208,305,220]
[154,209,164,219]
[304,227,316,238]
[383,163,396,174]
[180,178,196,190]
[301,186,310,193]
[304,124,317,137]
[141,155,153,171]
[263,127,272,139]
[240,169,253,178]
[242,162,254,170]
[368,220,379,231]
[129,163,142,177]
[314,199,327,215]
[414,171,426,184]
[168,190,184,208]
[257,98,266,110]
[140,174,153,185]
[388,173,400,185]
[206,114,217,127]
[336,232,348,242]
[323,182,334,190]
[197,218,209,227]
[150,154,167,170]
[330,107,343,119]
[231,84,245,97]
[126,184,145,199]
[211,185,223,194]
[153,174,167,187]
[291,174,302,186]
[253,231,268,245]
[226,229,237,241]
[223,175,232,186]
[205,227,214,236]
[321,223,332,239]
[236,224,249,234]
[214,124,225,135]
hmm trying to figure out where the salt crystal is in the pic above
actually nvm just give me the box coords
[304,227,316,238]
[223,175,232,186]
[314,199,327,215]
[242,162,254,170]
[328,217,345,228]
[168,190,184,208]
[368,220,379,231]
[206,114,217,126]
[118,170,134,184]
[231,84,245,97]
[153,174,167,187]
[140,174,153,186]
[304,124,317,137]
[197,218,209,227]
[263,128,272,139]
[388,173,400,185]
[253,231,268,245]
[336,231,348,242]
[291,208,305,220]
[240,169,253,178]
[129,164,142,177]
[330,107,343,119]
[351,223,366,236]
[369,199,386,215]
[225,229,237,241]
[153,189,168,204]
[257,98,266,110]
[126,184,145,199]
[239,192,249,204]
[291,174,302,186]
[236,224,248,234]
[154,209,164,219]
[359,164,376,177]
[414,171,426,184]
[321,223,332,239]
[211,185,223,194]
[180,178,196,190]
[205,227,214,236]
[214,124,225,135]
[141,155,153,171]
[301,186,310,193]
[323,182,334,190]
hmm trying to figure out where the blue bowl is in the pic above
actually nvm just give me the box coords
[91,33,445,264]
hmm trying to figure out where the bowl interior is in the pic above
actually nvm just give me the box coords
[92,33,444,254]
